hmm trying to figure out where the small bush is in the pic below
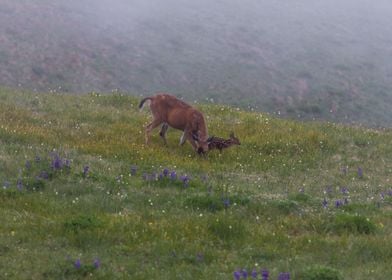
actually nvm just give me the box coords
[186,194,249,212]
[329,214,376,235]
[64,215,103,233]
[272,200,299,215]
[207,216,246,242]
[301,265,343,280]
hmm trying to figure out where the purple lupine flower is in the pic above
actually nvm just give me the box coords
[241,269,248,278]
[25,160,32,170]
[93,258,100,269]
[180,175,190,187]
[64,159,71,169]
[39,170,49,180]
[251,269,258,279]
[335,199,343,208]
[163,168,169,177]
[341,166,348,175]
[357,167,363,178]
[233,270,241,280]
[3,181,10,189]
[380,192,385,200]
[83,165,89,177]
[341,187,349,195]
[278,272,290,280]
[170,171,177,181]
[51,155,63,170]
[387,189,392,196]
[142,173,148,181]
[223,198,230,208]
[158,173,164,180]
[261,269,269,280]
[74,259,81,269]
[130,165,137,176]
[324,185,333,194]
[322,198,328,208]
[17,179,23,191]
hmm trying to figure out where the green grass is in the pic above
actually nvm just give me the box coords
[1,87,392,279]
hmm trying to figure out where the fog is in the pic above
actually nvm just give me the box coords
[1,0,392,125]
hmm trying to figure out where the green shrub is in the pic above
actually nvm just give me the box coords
[329,214,376,235]
[301,265,343,280]
[64,215,103,233]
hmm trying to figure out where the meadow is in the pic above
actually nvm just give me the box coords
[0,87,392,279]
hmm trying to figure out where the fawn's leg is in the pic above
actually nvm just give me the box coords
[159,123,169,145]
[145,119,162,145]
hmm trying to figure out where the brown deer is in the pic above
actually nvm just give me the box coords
[139,93,209,154]
[207,132,241,152]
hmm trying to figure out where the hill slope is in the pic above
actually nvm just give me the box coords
[1,0,392,126]
[1,88,392,278]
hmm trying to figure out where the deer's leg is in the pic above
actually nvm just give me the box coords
[145,119,162,145]
[159,123,169,145]
[179,132,186,145]
[184,129,199,151]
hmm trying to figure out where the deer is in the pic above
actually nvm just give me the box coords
[207,132,241,152]
[139,93,209,154]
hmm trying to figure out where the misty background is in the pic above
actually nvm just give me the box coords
[1,0,392,126]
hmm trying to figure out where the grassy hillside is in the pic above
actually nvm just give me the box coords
[1,0,392,126]
[1,87,392,279]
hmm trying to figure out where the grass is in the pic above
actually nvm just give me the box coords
[1,87,392,279]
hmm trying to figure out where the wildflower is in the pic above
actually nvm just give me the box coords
[357,167,363,178]
[322,198,328,208]
[25,160,31,170]
[251,269,258,279]
[142,173,148,181]
[324,185,333,195]
[130,165,137,176]
[241,268,248,278]
[278,272,290,280]
[261,269,269,280]
[170,171,177,181]
[201,174,208,182]
[83,165,89,178]
[223,198,230,208]
[93,258,100,269]
[51,155,63,170]
[196,253,204,262]
[17,179,23,191]
[3,181,10,189]
[335,199,343,208]
[158,173,164,180]
[64,159,71,169]
[233,270,241,280]
[341,187,349,195]
[74,259,81,269]
[180,175,190,187]
[39,171,49,180]
[163,168,169,177]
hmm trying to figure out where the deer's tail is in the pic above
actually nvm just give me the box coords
[138,97,152,110]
